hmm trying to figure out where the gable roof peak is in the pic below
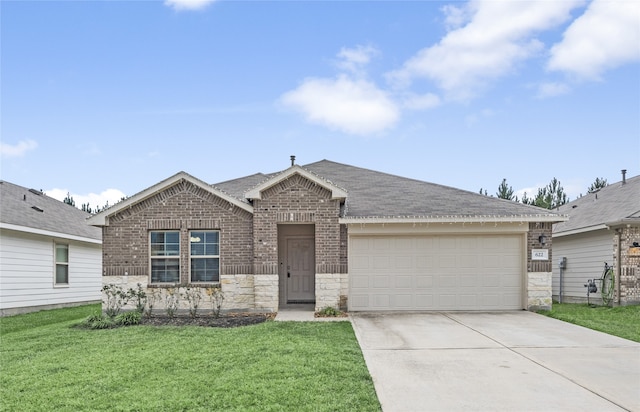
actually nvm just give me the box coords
[244,164,348,200]
[87,171,253,226]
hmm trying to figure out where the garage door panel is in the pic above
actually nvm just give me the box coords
[372,294,390,307]
[460,274,477,287]
[416,276,433,288]
[392,294,413,308]
[395,275,413,288]
[352,275,370,289]
[373,256,391,269]
[350,234,523,311]
[373,275,390,288]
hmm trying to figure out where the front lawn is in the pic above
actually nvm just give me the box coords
[0,305,381,411]
[538,303,640,342]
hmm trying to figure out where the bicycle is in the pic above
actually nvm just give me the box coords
[584,262,615,306]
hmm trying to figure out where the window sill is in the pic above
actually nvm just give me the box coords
[147,283,221,289]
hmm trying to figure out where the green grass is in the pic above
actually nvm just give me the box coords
[0,306,380,412]
[538,303,640,342]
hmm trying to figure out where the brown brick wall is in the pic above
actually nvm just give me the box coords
[102,180,253,282]
[528,222,553,272]
[252,174,345,275]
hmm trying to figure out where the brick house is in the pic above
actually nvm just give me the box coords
[88,159,565,313]
[552,171,640,305]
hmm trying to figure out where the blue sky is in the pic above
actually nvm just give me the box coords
[1,0,639,209]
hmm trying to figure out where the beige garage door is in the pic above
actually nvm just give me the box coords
[349,235,523,311]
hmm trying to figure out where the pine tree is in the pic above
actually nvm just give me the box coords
[63,192,75,207]
[496,178,516,201]
[588,177,607,193]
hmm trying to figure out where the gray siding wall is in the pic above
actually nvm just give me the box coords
[552,230,613,303]
[0,228,102,315]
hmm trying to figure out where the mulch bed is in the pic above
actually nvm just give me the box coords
[139,312,276,328]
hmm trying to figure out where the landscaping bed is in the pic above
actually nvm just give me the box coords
[139,312,275,327]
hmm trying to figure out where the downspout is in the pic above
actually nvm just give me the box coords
[559,265,563,304]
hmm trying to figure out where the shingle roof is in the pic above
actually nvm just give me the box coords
[214,159,561,221]
[553,174,640,235]
[0,180,102,241]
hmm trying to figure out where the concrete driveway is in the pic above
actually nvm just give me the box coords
[350,312,640,412]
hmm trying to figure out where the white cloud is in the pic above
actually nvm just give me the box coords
[402,93,441,110]
[465,108,496,127]
[280,74,400,135]
[0,139,38,158]
[164,0,216,11]
[387,0,583,101]
[547,0,640,79]
[536,82,571,98]
[335,45,379,75]
[47,188,127,210]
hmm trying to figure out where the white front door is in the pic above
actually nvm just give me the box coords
[286,238,315,302]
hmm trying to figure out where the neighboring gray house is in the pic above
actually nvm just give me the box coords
[0,181,102,316]
[89,159,565,313]
[552,172,640,305]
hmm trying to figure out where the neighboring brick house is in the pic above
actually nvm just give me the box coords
[552,171,640,305]
[1,181,102,316]
[88,159,565,313]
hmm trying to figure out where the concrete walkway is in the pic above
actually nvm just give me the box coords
[351,311,640,412]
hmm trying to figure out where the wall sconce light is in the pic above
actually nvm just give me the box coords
[538,234,547,246]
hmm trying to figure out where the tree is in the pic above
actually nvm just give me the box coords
[588,177,607,193]
[479,188,488,196]
[496,178,517,201]
[524,178,568,209]
[63,192,75,207]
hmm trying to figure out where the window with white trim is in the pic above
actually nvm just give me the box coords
[150,231,180,283]
[55,243,69,285]
[190,231,220,282]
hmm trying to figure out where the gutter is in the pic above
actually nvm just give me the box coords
[0,222,102,244]
[340,214,567,225]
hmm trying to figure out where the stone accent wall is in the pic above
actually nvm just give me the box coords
[527,271,552,311]
[315,273,341,310]
[254,274,278,312]
[102,274,255,313]
[615,226,640,305]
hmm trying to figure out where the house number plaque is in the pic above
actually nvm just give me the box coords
[532,249,548,260]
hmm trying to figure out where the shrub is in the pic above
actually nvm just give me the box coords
[145,290,159,318]
[115,311,141,326]
[165,287,180,318]
[205,286,224,318]
[184,286,202,319]
[81,313,115,329]
[316,306,343,317]
[102,284,130,318]
[128,283,147,313]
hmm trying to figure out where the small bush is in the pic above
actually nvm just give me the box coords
[81,313,115,330]
[102,284,130,318]
[316,306,343,317]
[115,311,141,326]
[205,286,224,318]
[128,283,147,313]
[184,286,202,319]
[165,287,180,318]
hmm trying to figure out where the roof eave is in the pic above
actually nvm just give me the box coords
[87,172,253,227]
[0,222,102,244]
[340,215,566,225]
